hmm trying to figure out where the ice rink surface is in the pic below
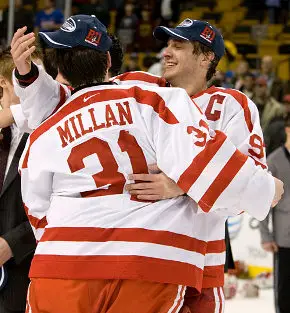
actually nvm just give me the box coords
[226,288,275,313]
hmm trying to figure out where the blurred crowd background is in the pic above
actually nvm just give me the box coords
[1,0,290,155]
[1,0,290,153]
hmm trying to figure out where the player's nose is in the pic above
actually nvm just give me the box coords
[163,47,172,58]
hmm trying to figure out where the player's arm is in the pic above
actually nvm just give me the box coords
[11,27,70,129]
[9,104,33,133]
[0,104,33,133]
[19,137,52,241]
[144,87,280,221]
[222,96,267,168]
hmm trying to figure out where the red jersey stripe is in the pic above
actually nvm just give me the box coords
[198,149,248,212]
[202,264,224,288]
[206,239,226,254]
[23,204,47,229]
[40,226,208,255]
[30,255,204,290]
[177,130,227,192]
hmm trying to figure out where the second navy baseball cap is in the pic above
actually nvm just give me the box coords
[39,14,112,52]
[154,19,225,58]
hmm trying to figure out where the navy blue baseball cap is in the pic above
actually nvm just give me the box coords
[154,19,225,58]
[39,15,112,52]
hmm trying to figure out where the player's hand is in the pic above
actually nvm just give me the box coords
[126,165,184,201]
[10,26,36,75]
[271,177,284,208]
[262,241,278,253]
[0,237,13,266]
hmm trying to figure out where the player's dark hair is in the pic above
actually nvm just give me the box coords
[108,33,124,77]
[54,47,108,88]
[191,41,221,82]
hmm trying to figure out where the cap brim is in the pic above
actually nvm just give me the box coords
[153,26,189,42]
[39,31,73,49]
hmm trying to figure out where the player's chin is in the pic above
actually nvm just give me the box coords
[162,67,177,81]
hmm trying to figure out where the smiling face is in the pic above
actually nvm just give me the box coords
[162,39,204,86]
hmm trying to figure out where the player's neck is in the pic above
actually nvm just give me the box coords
[171,76,207,97]
[104,72,110,82]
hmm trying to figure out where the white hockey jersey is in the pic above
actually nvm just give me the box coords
[112,72,268,288]
[14,68,273,289]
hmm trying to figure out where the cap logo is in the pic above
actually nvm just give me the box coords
[178,19,193,27]
[85,29,102,47]
[61,17,76,32]
[200,26,216,43]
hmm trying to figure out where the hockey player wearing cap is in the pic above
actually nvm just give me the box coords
[11,16,284,313]
[123,19,279,312]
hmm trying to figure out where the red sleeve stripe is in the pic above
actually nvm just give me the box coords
[40,226,209,255]
[177,130,227,192]
[50,85,67,115]
[198,149,248,212]
[206,87,253,132]
[24,204,48,229]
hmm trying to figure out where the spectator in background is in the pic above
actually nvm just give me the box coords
[264,94,290,154]
[0,0,34,46]
[260,113,290,313]
[135,7,155,52]
[259,55,284,102]
[147,47,165,76]
[116,3,138,52]
[142,54,158,72]
[252,76,284,132]
[240,72,256,99]
[153,0,180,27]
[123,52,141,72]
[78,0,110,27]
[217,28,238,73]
[34,0,64,33]
[234,60,250,90]
[281,0,290,24]
[223,71,235,88]
[266,0,282,23]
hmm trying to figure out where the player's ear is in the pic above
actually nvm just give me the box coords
[200,52,214,68]
[107,51,112,71]
[0,76,8,89]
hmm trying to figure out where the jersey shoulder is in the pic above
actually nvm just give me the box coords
[111,71,167,87]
